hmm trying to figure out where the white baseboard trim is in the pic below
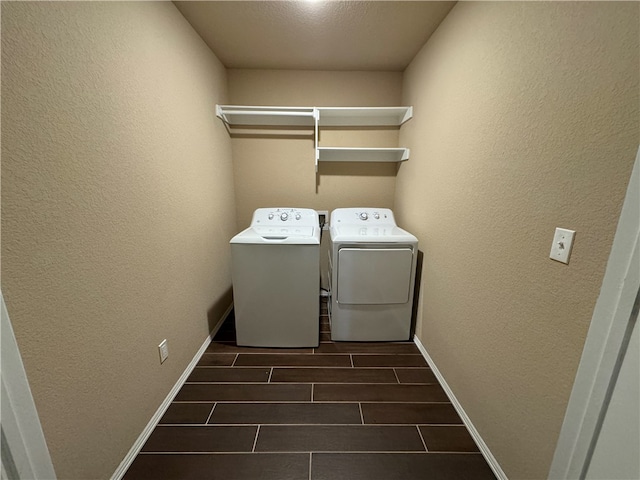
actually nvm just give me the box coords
[413,335,508,480]
[111,303,233,480]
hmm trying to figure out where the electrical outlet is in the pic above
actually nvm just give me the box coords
[158,339,169,364]
[317,210,329,230]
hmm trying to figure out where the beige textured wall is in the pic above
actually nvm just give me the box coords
[396,2,639,479]
[1,2,235,478]
[228,69,404,286]
[228,69,404,228]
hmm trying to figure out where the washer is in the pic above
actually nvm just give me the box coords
[230,208,320,347]
[329,208,418,341]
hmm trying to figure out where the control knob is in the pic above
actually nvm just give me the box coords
[359,212,368,221]
[295,213,301,220]
[280,212,289,221]
[268,213,274,220]
[373,212,380,219]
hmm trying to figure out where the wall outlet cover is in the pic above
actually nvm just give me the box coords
[158,339,169,364]
[550,228,576,264]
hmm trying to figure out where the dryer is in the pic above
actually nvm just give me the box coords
[231,208,320,347]
[329,208,418,341]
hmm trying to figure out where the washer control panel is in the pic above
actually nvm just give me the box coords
[331,208,395,225]
[252,208,319,228]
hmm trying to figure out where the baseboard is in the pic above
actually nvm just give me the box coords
[110,303,233,480]
[413,335,508,480]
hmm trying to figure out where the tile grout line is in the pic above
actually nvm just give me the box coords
[231,353,239,367]
[350,354,354,368]
[392,368,401,384]
[358,402,365,425]
[267,367,274,383]
[416,425,429,453]
[204,403,217,424]
[251,425,261,453]
[311,383,314,402]
[308,452,312,480]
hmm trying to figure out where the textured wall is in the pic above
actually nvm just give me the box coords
[1,2,235,478]
[395,2,639,478]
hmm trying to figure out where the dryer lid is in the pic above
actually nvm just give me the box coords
[231,226,320,244]
[330,225,417,243]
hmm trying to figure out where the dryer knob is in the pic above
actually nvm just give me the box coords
[268,214,274,220]
[295,213,301,220]
[280,213,289,221]
[359,212,368,220]
[373,212,380,219]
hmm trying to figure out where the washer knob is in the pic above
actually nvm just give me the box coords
[268,214,274,220]
[373,212,380,219]
[295,213,301,220]
[280,212,289,221]
[359,212,368,220]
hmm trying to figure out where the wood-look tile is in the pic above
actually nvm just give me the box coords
[235,354,351,367]
[187,367,270,383]
[320,324,331,333]
[314,384,448,402]
[395,368,438,384]
[124,453,309,480]
[320,332,332,342]
[196,353,236,367]
[271,368,397,384]
[141,425,256,452]
[361,403,462,425]
[352,355,427,367]
[209,403,362,425]
[315,343,419,354]
[207,342,314,354]
[311,453,496,480]
[158,403,213,424]
[174,384,311,402]
[419,426,480,452]
[256,425,425,452]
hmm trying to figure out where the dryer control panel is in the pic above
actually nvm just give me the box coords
[251,208,319,228]
[330,208,395,226]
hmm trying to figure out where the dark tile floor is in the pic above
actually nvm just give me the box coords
[124,300,496,480]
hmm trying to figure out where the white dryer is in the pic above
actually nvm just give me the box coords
[231,208,320,347]
[329,208,418,341]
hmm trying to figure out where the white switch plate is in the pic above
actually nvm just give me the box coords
[550,228,576,264]
[158,339,169,364]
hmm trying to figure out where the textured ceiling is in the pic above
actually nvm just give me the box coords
[174,1,456,71]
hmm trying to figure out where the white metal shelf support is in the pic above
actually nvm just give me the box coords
[216,105,316,126]
[316,106,413,126]
[314,108,320,173]
[317,147,410,163]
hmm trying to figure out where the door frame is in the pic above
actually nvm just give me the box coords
[1,291,57,479]
[548,147,640,479]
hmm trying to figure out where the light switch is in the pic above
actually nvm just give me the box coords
[550,227,575,264]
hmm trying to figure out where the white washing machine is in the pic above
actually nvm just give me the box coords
[329,208,418,341]
[231,208,320,347]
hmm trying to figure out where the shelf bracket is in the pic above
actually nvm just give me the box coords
[314,107,320,173]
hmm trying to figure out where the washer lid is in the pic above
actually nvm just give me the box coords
[231,225,320,245]
[330,225,417,243]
